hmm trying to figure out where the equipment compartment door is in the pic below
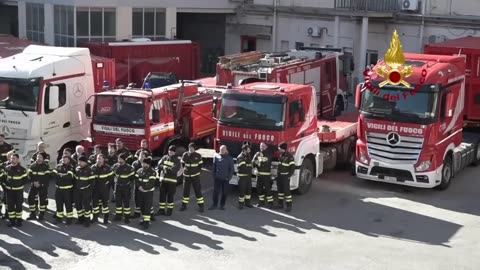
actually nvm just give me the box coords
[149,98,175,150]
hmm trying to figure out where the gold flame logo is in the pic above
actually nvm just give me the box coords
[376,30,413,88]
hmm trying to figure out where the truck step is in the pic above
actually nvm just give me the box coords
[453,142,475,175]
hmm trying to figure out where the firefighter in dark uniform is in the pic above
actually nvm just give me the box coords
[180,143,205,212]
[116,138,133,165]
[30,142,51,165]
[156,145,181,216]
[88,144,103,165]
[131,151,147,218]
[135,139,152,160]
[63,148,76,167]
[135,157,156,229]
[253,142,274,208]
[0,134,14,217]
[105,143,117,202]
[91,154,114,224]
[276,142,295,212]
[27,153,51,220]
[112,153,135,223]
[52,155,75,225]
[0,158,5,219]
[5,153,28,227]
[71,145,86,164]
[75,155,95,227]
[237,144,253,209]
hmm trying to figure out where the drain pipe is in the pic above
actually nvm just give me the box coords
[419,0,427,52]
[272,0,278,51]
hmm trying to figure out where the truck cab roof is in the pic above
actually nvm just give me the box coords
[222,82,314,97]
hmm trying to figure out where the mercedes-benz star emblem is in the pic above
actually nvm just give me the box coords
[73,83,84,97]
[386,132,400,145]
[1,125,11,137]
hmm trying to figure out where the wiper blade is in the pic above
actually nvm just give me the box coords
[20,110,27,117]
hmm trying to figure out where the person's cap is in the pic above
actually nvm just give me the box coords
[119,153,128,161]
[188,142,196,149]
[78,155,88,163]
[243,141,251,147]
[143,157,152,165]
[279,142,287,150]
[168,145,176,152]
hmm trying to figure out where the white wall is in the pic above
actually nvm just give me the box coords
[427,0,480,16]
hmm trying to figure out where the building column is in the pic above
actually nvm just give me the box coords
[44,3,54,45]
[333,16,340,48]
[116,7,132,40]
[358,16,369,82]
[165,7,177,39]
[18,1,26,39]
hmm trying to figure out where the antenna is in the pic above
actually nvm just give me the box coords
[458,48,462,56]
[52,60,56,76]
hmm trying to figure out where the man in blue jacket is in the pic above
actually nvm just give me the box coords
[209,145,234,210]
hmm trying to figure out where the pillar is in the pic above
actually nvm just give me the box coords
[165,7,177,39]
[333,16,340,48]
[44,3,54,45]
[358,16,369,82]
[18,1,26,39]
[116,7,132,41]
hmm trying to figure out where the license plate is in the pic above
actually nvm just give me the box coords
[384,176,397,181]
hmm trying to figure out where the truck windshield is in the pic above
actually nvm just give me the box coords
[94,95,145,126]
[360,83,438,124]
[0,77,41,112]
[219,93,285,131]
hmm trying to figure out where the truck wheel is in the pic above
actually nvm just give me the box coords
[472,142,480,166]
[348,150,356,176]
[295,158,314,195]
[437,155,452,191]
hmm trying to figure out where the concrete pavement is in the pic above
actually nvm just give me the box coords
[1,164,480,269]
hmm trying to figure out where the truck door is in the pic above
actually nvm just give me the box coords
[42,83,69,145]
[149,97,174,151]
[321,60,336,117]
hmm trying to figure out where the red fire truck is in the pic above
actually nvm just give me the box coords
[213,48,352,118]
[212,82,358,194]
[86,82,221,157]
[355,32,480,190]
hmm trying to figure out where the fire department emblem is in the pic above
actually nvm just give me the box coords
[1,125,11,137]
[376,30,413,88]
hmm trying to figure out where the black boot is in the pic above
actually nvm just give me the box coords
[38,212,44,221]
[179,203,187,212]
[66,218,72,225]
[238,202,244,210]
[114,215,122,221]
[84,217,90,227]
[92,214,98,223]
[124,216,130,224]
[285,202,292,213]
[245,200,254,208]
[16,219,22,227]
[143,221,149,230]
[8,218,16,227]
[103,214,109,225]
[198,204,204,213]
[268,202,274,209]
[76,216,84,225]
[256,201,265,208]
[139,220,145,226]
[166,209,173,216]
[276,200,284,209]
[157,209,166,216]
[151,215,156,222]
[27,212,36,220]
[132,212,141,219]
[54,217,62,224]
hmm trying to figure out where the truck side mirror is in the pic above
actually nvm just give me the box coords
[212,96,218,118]
[355,84,363,109]
[446,92,454,117]
[152,108,160,123]
[48,85,60,110]
[85,103,92,118]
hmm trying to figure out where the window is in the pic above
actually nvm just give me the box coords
[366,50,379,68]
[26,3,44,43]
[54,5,75,47]
[132,8,166,39]
[76,7,116,44]
[289,100,304,126]
[295,42,304,50]
[44,84,67,114]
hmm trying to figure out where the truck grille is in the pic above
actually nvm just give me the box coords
[217,140,276,159]
[366,132,424,164]
[94,133,143,152]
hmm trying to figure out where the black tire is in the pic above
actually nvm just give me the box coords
[472,142,480,166]
[295,158,314,195]
[437,155,452,191]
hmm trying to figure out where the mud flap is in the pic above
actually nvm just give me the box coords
[316,152,324,177]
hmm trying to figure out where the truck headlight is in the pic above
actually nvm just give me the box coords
[415,161,431,172]
[359,150,369,165]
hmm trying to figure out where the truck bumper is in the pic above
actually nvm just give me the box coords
[355,160,443,188]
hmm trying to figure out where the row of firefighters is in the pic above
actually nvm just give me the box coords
[0,136,296,230]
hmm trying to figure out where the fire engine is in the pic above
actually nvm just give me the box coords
[0,44,115,166]
[211,82,358,194]
[86,82,221,158]
[355,31,480,190]
[214,48,352,118]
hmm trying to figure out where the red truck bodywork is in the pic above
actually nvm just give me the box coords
[82,40,201,88]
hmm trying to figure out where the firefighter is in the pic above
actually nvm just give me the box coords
[112,153,135,223]
[276,142,295,212]
[63,148,76,168]
[0,156,5,219]
[116,138,133,165]
[253,142,274,208]
[180,143,205,212]
[135,139,152,159]
[5,153,28,227]
[89,144,103,165]
[71,145,85,164]
[26,153,51,220]
[156,145,181,216]
[91,154,114,224]
[52,155,75,225]
[135,157,156,229]
[30,142,51,165]
[0,134,14,217]
[237,144,253,209]
[74,155,95,227]
[131,151,147,218]
[105,143,117,203]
